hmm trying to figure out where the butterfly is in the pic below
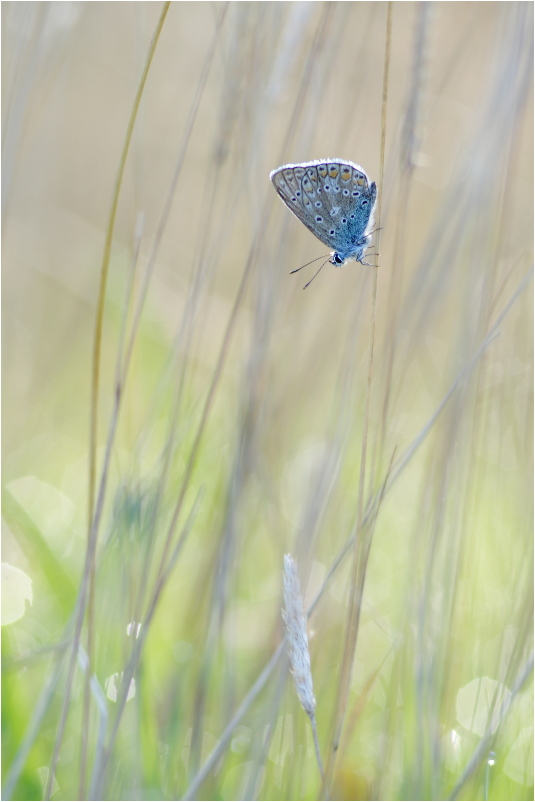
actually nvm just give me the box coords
[270,159,377,286]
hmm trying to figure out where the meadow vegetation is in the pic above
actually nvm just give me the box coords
[2,3,533,800]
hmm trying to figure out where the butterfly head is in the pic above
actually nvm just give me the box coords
[329,232,373,266]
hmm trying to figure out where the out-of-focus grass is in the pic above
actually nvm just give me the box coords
[2,3,533,801]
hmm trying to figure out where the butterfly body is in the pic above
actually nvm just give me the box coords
[270,158,377,267]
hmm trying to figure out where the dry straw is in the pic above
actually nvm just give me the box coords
[282,554,323,778]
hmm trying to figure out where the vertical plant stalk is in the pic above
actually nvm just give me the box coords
[282,555,324,780]
[88,8,230,797]
[323,3,392,796]
[44,6,171,801]
[379,2,432,454]
[81,7,171,795]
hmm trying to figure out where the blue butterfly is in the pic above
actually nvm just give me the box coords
[270,159,377,286]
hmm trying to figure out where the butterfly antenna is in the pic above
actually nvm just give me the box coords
[290,253,330,274]
[302,257,331,289]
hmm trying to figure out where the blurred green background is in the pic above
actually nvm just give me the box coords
[2,2,533,800]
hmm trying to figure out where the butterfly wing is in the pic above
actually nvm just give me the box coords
[270,163,339,250]
[270,160,376,257]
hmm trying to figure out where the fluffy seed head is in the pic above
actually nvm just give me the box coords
[282,554,316,718]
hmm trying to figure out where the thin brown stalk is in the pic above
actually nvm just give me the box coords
[379,2,433,461]
[45,7,171,800]
[121,2,230,657]
[86,8,232,797]
[323,4,392,795]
